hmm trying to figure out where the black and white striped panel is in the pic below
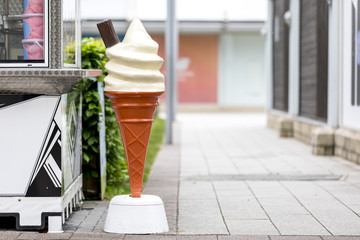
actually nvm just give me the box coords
[26,120,62,197]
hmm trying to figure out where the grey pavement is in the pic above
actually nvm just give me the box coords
[176,113,360,237]
[2,113,360,239]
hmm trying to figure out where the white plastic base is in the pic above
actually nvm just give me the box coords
[103,195,169,234]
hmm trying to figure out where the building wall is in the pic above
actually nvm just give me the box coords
[342,0,360,131]
[336,0,360,164]
[152,34,218,103]
[153,33,265,105]
[219,33,265,106]
[177,35,218,103]
[266,0,360,163]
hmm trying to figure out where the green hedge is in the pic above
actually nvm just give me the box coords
[65,38,129,197]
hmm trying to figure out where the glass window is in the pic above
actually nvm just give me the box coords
[63,0,81,68]
[0,0,48,67]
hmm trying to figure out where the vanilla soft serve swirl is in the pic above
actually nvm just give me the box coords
[104,18,165,92]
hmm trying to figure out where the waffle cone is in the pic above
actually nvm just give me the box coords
[105,91,164,198]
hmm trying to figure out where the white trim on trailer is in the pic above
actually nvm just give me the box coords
[0,174,82,231]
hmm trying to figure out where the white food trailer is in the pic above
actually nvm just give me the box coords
[0,0,100,232]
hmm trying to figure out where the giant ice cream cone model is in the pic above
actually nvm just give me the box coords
[97,18,168,234]
[98,18,165,198]
[105,91,163,197]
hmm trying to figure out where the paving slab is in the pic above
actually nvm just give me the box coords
[17,233,73,239]
[70,233,123,239]
[321,237,360,240]
[270,215,330,235]
[347,204,360,214]
[179,181,216,200]
[124,235,176,240]
[178,215,228,235]
[218,197,268,220]
[218,236,270,240]
[225,219,279,235]
[177,236,218,240]
[270,237,322,240]
[179,199,221,216]
[0,232,21,240]
[261,205,309,217]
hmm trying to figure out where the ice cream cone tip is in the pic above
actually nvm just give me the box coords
[123,18,152,44]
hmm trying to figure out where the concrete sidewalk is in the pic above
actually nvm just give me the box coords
[3,112,360,239]
[176,113,360,236]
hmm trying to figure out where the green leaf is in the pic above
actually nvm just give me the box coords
[83,152,90,163]
[88,103,97,109]
[91,171,99,178]
[87,137,96,145]
[83,131,91,140]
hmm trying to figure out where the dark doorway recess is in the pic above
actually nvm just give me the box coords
[299,0,329,121]
[272,0,290,112]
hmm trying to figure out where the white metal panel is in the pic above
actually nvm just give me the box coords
[288,0,300,117]
[342,0,360,130]
[219,33,266,106]
[0,96,60,195]
[265,0,273,111]
[327,0,342,127]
